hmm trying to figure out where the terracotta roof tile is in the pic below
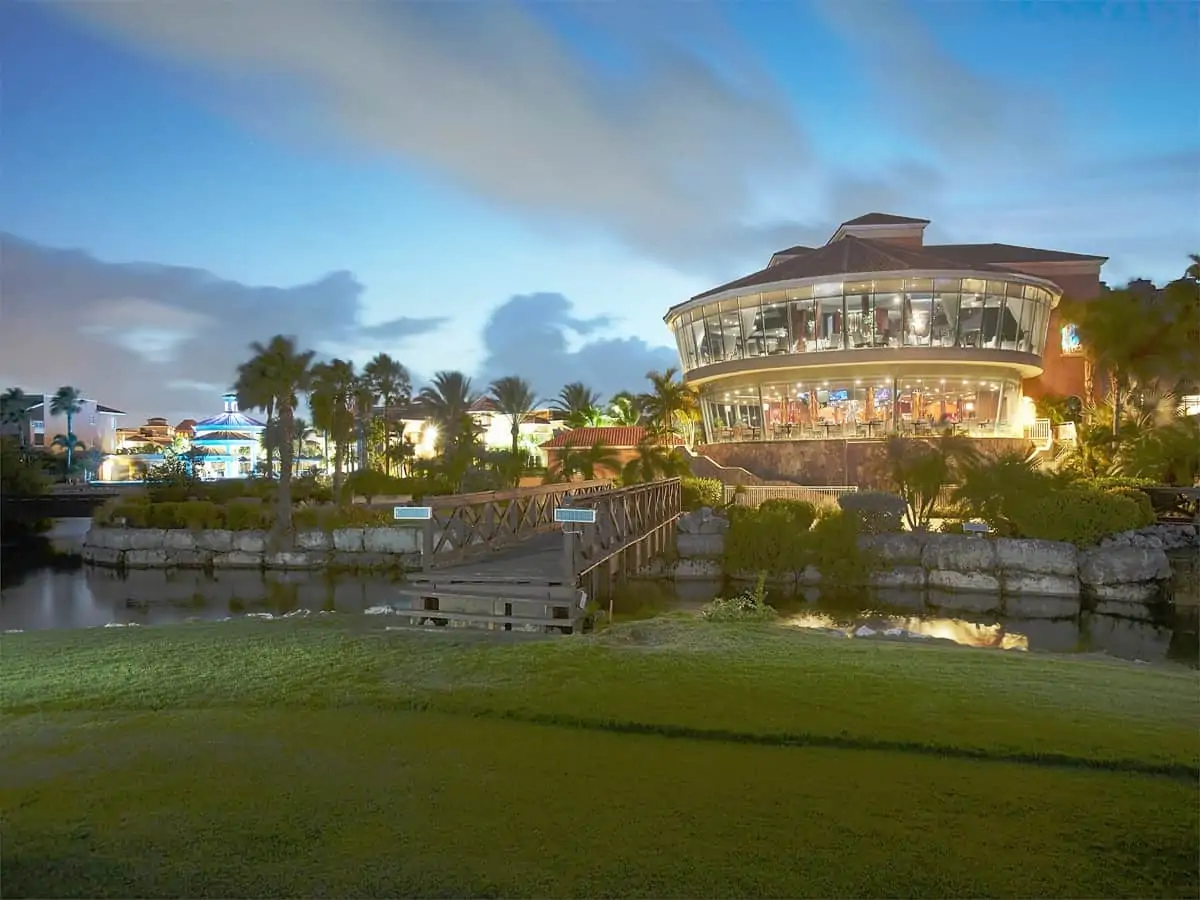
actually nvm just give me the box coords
[540,426,682,449]
[690,235,1010,301]
[928,243,1108,265]
[839,213,930,227]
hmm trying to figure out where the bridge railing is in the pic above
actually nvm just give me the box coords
[568,477,682,580]
[421,479,612,568]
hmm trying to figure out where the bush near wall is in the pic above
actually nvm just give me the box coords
[680,477,724,511]
[1005,488,1155,548]
[94,496,392,532]
[724,501,870,582]
[837,491,906,535]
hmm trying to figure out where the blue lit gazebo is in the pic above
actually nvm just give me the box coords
[190,393,265,479]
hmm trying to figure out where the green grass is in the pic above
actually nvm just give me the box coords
[2,618,1198,898]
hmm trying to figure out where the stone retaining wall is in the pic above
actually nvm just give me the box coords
[82,525,422,571]
[665,509,1179,618]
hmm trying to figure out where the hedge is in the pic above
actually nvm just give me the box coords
[94,497,392,532]
[680,477,724,510]
[1006,488,1156,548]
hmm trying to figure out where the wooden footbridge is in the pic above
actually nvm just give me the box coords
[393,478,682,635]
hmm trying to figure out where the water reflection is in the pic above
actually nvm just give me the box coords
[608,579,1197,668]
[0,567,403,631]
[2,563,1196,668]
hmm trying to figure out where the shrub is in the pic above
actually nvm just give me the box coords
[175,500,225,530]
[145,458,199,503]
[723,501,813,575]
[94,496,152,527]
[291,473,333,505]
[681,477,724,510]
[805,509,870,584]
[701,574,777,622]
[952,450,1059,537]
[292,504,393,532]
[1007,488,1155,547]
[345,469,415,502]
[223,500,274,531]
[837,491,905,535]
[1079,475,1158,492]
[1104,487,1156,526]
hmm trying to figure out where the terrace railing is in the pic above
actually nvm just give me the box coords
[724,484,858,508]
[569,478,682,579]
[422,479,612,568]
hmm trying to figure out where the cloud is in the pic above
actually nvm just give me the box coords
[477,293,679,402]
[0,233,444,421]
[809,0,1062,170]
[57,0,811,271]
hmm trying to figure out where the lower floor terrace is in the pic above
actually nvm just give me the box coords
[696,370,1044,444]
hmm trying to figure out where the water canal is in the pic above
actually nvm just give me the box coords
[3,520,1197,667]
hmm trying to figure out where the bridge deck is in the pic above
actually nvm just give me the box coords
[410,532,567,586]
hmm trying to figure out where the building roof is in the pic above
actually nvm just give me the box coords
[193,411,265,430]
[838,212,931,227]
[691,235,1011,301]
[96,404,127,415]
[927,243,1108,266]
[191,430,257,443]
[540,426,683,450]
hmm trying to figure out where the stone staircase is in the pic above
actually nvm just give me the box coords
[681,446,766,486]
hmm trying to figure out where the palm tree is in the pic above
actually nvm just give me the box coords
[50,386,83,471]
[554,381,604,428]
[552,439,620,482]
[1,388,32,448]
[291,417,319,464]
[1061,288,1169,437]
[234,335,315,539]
[489,375,540,486]
[417,371,479,448]
[77,446,105,483]
[621,439,688,484]
[260,417,285,475]
[1185,253,1200,281]
[309,359,358,499]
[639,368,698,445]
[609,390,644,426]
[363,353,412,476]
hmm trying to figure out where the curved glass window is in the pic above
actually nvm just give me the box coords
[698,372,1024,443]
[671,276,1058,373]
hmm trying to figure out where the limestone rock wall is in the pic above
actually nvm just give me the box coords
[667,511,1179,618]
[82,525,422,571]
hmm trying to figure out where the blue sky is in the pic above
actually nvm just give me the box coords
[2,0,1197,420]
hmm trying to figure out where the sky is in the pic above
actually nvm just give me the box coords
[1,0,1198,422]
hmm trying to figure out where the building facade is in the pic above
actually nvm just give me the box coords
[20,396,126,452]
[189,393,266,479]
[664,214,1106,443]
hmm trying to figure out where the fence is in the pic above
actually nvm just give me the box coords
[1023,418,1053,451]
[422,479,612,568]
[723,484,858,508]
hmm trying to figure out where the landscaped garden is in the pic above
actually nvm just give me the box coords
[2,616,1197,898]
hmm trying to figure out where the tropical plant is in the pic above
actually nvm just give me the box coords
[1187,253,1200,281]
[621,439,688,484]
[489,375,540,486]
[0,387,32,448]
[362,353,412,476]
[50,432,85,474]
[0,437,48,497]
[609,391,644,427]
[234,335,315,540]
[881,433,978,530]
[77,446,105,482]
[308,358,358,500]
[550,439,620,482]
[640,368,699,445]
[352,375,375,473]
[49,386,84,471]
[554,382,604,428]
[416,371,482,491]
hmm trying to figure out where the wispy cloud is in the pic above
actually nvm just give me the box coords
[59,0,812,271]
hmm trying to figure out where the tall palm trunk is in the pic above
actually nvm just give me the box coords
[276,404,296,545]
[511,424,521,487]
[333,438,345,501]
[65,410,75,470]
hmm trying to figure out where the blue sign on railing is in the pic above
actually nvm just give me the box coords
[393,506,433,521]
[554,507,596,525]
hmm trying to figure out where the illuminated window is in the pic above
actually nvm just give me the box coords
[1060,323,1082,356]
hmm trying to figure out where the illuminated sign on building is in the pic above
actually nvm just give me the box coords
[1060,323,1082,356]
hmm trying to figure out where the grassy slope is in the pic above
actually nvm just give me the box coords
[2,618,1198,898]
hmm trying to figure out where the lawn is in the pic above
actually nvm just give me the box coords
[2,617,1198,898]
